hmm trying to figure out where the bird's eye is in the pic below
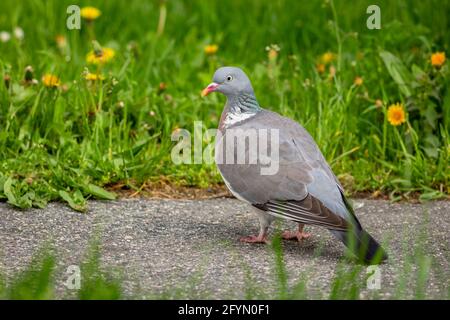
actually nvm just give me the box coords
[226,75,233,82]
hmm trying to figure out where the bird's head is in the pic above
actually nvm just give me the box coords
[201,66,254,98]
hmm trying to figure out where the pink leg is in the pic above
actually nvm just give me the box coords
[240,231,269,244]
[240,211,273,244]
[240,222,270,244]
[282,224,311,242]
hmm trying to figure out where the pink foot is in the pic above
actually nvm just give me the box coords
[240,235,268,244]
[282,230,311,242]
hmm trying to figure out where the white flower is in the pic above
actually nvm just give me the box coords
[14,27,24,40]
[0,31,11,43]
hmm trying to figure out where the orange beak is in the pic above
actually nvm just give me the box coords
[201,82,219,97]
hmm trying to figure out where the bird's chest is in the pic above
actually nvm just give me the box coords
[214,127,268,203]
[220,173,248,202]
[214,131,249,202]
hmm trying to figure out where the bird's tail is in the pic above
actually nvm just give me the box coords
[331,227,388,264]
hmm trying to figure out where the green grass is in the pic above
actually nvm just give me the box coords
[0,241,122,300]
[0,0,449,210]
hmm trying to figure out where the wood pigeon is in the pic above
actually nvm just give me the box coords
[202,66,387,264]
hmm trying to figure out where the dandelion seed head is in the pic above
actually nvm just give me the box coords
[13,27,24,40]
[0,31,11,43]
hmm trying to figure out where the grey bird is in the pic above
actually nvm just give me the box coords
[202,66,387,264]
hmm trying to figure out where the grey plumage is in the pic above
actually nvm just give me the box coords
[204,66,387,264]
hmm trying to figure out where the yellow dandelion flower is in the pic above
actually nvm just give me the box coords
[42,74,61,87]
[321,52,335,64]
[80,6,101,21]
[86,47,115,65]
[316,63,325,73]
[268,49,278,61]
[431,52,446,67]
[354,76,363,86]
[84,73,105,81]
[387,103,406,126]
[204,44,218,55]
[55,35,67,48]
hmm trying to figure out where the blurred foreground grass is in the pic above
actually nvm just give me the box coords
[1,231,448,300]
[0,0,448,210]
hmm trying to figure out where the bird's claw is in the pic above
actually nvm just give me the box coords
[282,230,311,242]
[239,235,269,244]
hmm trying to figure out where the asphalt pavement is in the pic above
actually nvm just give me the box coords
[0,198,448,299]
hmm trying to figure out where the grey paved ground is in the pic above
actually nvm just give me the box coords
[0,198,449,299]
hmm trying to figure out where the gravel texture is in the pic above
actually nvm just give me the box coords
[0,198,449,299]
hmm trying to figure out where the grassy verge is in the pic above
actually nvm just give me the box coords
[0,0,448,211]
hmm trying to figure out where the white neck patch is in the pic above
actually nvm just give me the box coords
[224,111,256,127]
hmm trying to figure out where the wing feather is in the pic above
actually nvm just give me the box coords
[254,194,348,231]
